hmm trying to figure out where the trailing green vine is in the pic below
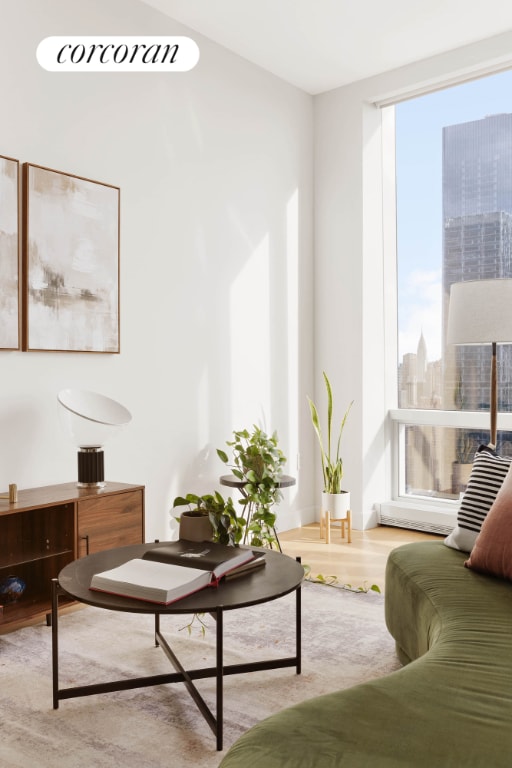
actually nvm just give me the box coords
[303,564,381,593]
[179,612,209,636]
[217,426,286,548]
[178,565,381,638]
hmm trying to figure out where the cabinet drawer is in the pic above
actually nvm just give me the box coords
[77,489,144,556]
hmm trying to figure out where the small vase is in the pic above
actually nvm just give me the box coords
[0,575,26,603]
[179,512,214,542]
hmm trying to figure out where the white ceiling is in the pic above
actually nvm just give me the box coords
[140,0,512,94]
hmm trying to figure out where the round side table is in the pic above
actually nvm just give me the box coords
[219,474,296,551]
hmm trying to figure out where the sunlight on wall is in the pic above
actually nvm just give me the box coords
[230,234,271,429]
[197,365,209,448]
[287,189,300,501]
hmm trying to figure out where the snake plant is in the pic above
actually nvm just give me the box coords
[308,372,353,494]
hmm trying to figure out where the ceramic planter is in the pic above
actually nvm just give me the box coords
[451,462,472,495]
[178,511,214,542]
[320,491,351,544]
[322,491,351,518]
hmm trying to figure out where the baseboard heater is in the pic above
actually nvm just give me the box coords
[378,502,456,536]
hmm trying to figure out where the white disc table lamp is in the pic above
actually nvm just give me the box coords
[447,278,512,449]
[57,389,132,487]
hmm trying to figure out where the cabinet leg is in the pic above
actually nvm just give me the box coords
[51,579,60,709]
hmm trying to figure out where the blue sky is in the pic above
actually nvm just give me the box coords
[396,68,512,362]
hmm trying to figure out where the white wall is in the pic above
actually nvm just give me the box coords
[0,0,315,540]
[314,30,512,528]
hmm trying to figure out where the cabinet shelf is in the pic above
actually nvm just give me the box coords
[0,594,75,624]
[0,548,75,570]
[0,482,144,630]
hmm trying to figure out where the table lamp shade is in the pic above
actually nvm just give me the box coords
[447,278,512,448]
[58,389,131,448]
[57,389,132,487]
[447,279,512,345]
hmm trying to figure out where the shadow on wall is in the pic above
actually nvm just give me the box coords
[0,401,43,488]
[167,442,227,535]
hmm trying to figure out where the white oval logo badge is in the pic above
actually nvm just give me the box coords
[37,36,200,72]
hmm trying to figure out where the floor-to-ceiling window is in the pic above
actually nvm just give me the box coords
[388,69,512,529]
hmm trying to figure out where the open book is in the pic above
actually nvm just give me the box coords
[89,541,263,605]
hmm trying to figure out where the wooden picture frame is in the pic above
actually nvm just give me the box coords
[0,155,21,350]
[22,164,120,353]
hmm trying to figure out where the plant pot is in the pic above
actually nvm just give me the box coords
[178,511,214,542]
[451,462,473,495]
[320,491,351,544]
[321,491,351,518]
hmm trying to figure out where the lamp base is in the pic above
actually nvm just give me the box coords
[77,447,105,488]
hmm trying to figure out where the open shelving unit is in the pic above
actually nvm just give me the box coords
[0,482,144,629]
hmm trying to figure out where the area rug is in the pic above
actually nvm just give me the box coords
[0,581,400,768]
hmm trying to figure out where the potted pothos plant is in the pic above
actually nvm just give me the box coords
[172,491,246,546]
[217,426,286,548]
[308,371,353,521]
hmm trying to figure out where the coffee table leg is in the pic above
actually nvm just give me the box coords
[216,608,224,751]
[295,556,302,675]
[154,613,160,646]
[296,580,302,674]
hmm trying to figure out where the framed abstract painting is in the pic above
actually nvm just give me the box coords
[0,155,20,350]
[22,164,120,353]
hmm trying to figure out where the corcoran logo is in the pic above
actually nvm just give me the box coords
[37,36,200,72]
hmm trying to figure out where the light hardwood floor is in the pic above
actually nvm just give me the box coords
[279,523,443,592]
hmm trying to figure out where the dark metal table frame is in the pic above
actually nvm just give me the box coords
[51,543,303,751]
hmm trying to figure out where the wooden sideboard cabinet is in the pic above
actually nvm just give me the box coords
[0,482,145,629]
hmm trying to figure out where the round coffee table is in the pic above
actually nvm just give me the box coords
[52,542,304,751]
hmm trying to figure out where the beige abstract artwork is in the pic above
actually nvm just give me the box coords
[23,164,119,353]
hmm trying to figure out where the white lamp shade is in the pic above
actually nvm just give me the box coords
[57,389,132,448]
[447,279,512,345]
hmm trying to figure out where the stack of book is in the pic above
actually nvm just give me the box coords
[89,540,265,605]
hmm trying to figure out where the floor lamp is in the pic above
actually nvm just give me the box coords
[447,279,512,449]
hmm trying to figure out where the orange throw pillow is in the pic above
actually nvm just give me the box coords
[466,462,512,580]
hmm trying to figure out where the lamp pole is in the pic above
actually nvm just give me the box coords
[490,341,497,449]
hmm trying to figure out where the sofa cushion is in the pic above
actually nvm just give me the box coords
[444,445,511,552]
[466,462,512,580]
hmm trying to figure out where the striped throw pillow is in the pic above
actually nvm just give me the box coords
[444,446,511,553]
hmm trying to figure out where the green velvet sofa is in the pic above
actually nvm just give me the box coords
[219,540,512,767]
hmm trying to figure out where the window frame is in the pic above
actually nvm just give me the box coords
[382,90,512,523]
